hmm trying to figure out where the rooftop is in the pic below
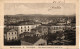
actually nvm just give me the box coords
[6,21,41,26]
[21,36,40,44]
[8,29,17,32]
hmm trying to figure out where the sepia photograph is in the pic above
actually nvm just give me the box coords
[4,3,76,46]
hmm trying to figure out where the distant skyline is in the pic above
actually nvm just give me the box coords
[4,3,75,15]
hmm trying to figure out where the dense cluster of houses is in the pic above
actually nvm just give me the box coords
[4,16,75,45]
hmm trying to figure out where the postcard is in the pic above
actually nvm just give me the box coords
[0,0,79,49]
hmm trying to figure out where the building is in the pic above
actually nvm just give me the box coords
[4,28,10,40]
[6,25,18,31]
[31,25,49,36]
[18,24,41,34]
[21,36,47,45]
[34,38,47,45]
[7,29,18,41]
[18,21,41,34]
[65,24,72,30]
[49,25,65,33]
[19,32,34,38]
[39,25,49,35]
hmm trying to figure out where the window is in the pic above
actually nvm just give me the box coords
[28,26,29,28]
[15,37,16,39]
[9,38,10,40]
[28,29,29,31]
[12,32,13,34]
[21,27,22,29]
[25,30,26,32]
[25,27,26,31]
[21,30,22,32]
[9,33,10,35]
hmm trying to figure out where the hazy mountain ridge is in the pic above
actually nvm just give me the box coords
[4,14,75,23]
[4,14,75,20]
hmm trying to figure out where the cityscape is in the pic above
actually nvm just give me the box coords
[4,14,76,45]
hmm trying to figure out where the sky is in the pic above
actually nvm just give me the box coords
[4,3,75,15]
